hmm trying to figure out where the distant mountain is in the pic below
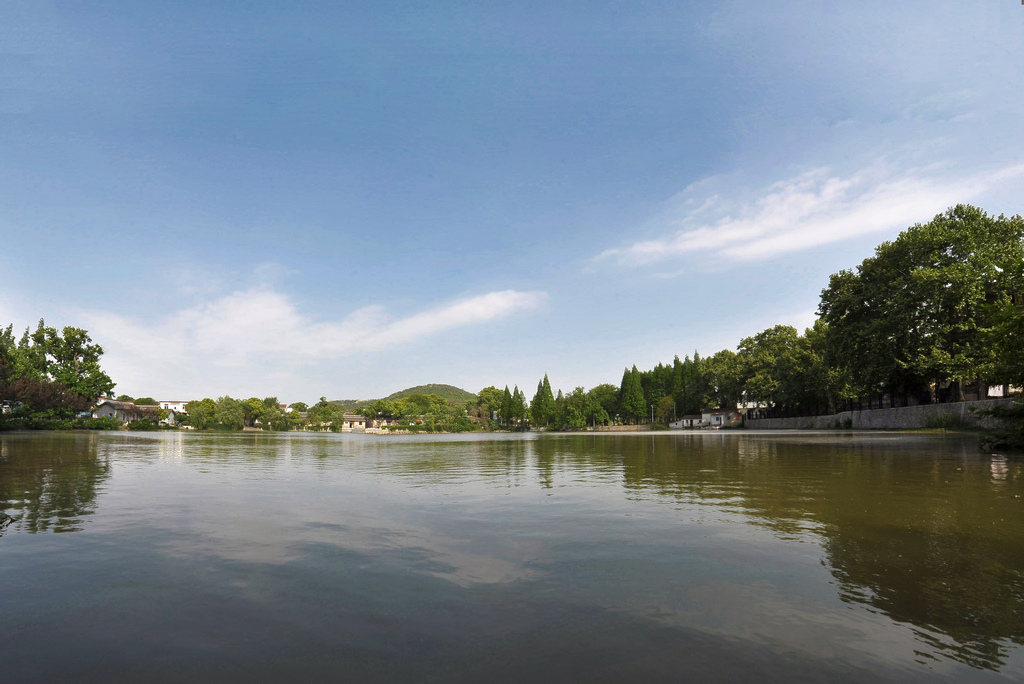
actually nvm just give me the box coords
[385,384,477,403]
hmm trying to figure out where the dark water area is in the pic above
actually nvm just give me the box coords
[1,430,1022,682]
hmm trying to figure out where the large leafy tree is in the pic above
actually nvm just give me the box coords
[215,396,245,430]
[792,321,852,413]
[2,320,114,401]
[0,325,18,389]
[472,386,504,424]
[587,383,619,420]
[704,350,744,410]
[980,220,1024,388]
[1,320,116,427]
[306,396,335,429]
[47,326,115,399]
[737,325,799,408]
[242,397,267,427]
[986,298,1024,388]
[820,205,1024,400]
[262,404,291,431]
[185,398,217,429]
[560,387,591,429]
[361,399,401,420]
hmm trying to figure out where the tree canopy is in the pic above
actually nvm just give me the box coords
[1,319,115,428]
[820,205,1024,400]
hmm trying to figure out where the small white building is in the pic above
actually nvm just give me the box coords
[700,408,743,428]
[669,415,703,429]
[159,400,190,413]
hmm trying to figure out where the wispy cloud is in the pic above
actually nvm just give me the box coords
[77,288,546,397]
[597,161,1024,267]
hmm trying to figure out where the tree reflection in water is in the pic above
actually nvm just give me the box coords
[540,433,1024,671]
[0,432,110,534]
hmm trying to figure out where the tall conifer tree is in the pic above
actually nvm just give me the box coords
[512,386,527,426]
[531,373,556,426]
[500,385,513,425]
[620,365,647,424]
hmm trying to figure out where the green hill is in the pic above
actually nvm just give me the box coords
[325,384,477,409]
[385,384,477,403]
[327,399,372,412]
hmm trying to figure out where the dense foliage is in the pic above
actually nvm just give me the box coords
[518,205,1024,433]
[182,396,294,431]
[0,320,115,429]
[179,392,479,433]
[364,392,477,432]
[819,205,1024,401]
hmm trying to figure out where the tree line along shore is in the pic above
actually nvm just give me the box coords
[2,205,1023,448]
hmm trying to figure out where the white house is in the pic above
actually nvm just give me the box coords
[700,408,743,428]
[669,415,703,429]
[159,400,190,413]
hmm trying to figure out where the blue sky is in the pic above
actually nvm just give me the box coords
[2,1,1022,402]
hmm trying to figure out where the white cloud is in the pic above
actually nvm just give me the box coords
[76,288,546,398]
[598,161,1024,267]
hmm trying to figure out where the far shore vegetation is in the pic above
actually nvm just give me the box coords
[2,205,1023,448]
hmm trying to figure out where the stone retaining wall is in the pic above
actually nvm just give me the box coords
[744,397,1017,430]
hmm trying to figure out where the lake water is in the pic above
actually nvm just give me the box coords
[1,430,1022,682]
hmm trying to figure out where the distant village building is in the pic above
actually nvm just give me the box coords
[341,413,366,432]
[93,398,157,424]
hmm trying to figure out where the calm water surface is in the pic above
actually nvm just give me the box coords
[1,430,1022,682]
